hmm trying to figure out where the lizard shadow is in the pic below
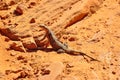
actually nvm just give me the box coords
[27,47,55,52]
[27,47,85,56]
[27,47,79,56]
[29,47,84,56]
[26,48,100,62]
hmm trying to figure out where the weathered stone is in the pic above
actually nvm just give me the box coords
[14,4,27,16]
[21,37,37,50]
[14,5,23,15]
[10,41,26,52]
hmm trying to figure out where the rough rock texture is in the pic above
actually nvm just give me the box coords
[0,0,103,51]
[0,0,120,80]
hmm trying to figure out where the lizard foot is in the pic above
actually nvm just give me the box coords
[57,49,65,53]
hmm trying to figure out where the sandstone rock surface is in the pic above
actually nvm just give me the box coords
[0,0,120,80]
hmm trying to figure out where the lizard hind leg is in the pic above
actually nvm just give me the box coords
[57,49,66,53]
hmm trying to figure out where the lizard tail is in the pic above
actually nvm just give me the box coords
[67,50,100,62]
[78,52,100,62]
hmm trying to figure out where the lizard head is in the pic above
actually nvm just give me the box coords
[39,24,48,29]
[39,24,46,28]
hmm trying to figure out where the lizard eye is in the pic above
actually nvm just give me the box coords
[63,43,68,48]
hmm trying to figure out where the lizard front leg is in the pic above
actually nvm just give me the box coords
[34,31,50,48]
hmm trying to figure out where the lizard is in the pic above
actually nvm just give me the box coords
[39,24,100,61]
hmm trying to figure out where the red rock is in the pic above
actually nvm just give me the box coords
[0,28,19,40]
[30,18,36,23]
[21,37,37,50]
[10,42,26,52]
[14,4,27,16]
[69,37,77,41]
[4,37,10,42]
[28,2,36,8]
[9,0,16,6]
[14,5,23,15]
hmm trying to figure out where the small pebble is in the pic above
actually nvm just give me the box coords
[9,0,16,6]
[30,18,35,23]
[14,5,23,15]
[69,37,76,41]
[17,56,25,60]
[5,37,10,42]
[112,71,116,75]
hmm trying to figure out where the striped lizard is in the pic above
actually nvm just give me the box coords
[39,24,99,61]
